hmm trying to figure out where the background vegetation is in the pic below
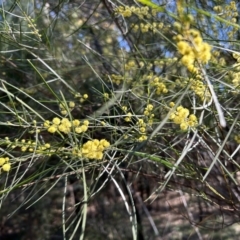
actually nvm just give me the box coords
[0,0,240,239]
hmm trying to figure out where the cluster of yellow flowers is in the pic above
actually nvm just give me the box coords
[26,15,41,39]
[115,6,155,19]
[144,104,154,126]
[109,63,155,87]
[121,106,133,122]
[80,94,88,103]
[44,117,89,134]
[135,104,155,142]
[138,135,148,142]
[124,112,133,122]
[110,74,125,85]
[3,137,52,155]
[143,104,154,117]
[75,93,88,103]
[103,93,110,100]
[154,58,177,68]
[132,22,164,33]
[136,119,148,142]
[149,76,168,94]
[232,71,240,88]
[210,50,224,65]
[230,53,240,88]
[73,139,110,160]
[21,140,51,153]
[121,104,153,142]
[121,106,128,112]
[190,78,211,101]
[175,29,211,73]
[233,53,240,63]
[169,102,198,130]
[125,60,138,71]
[137,119,146,133]
[59,101,75,115]
[213,1,238,20]
[0,157,11,172]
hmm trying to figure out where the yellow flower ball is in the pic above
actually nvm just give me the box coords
[177,106,184,111]
[181,54,195,66]
[169,102,175,108]
[146,104,154,111]
[189,29,200,38]
[173,116,182,124]
[61,110,67,115]
[189,114,197,122]
[93,139,100,146]
[138,135,147,142]
[59,124,70,134]
[0,158,6,166]
[122,106,128,112]
[2,163,11,172]
[180,122,189,131]
[48,126,57,133]
[125,117,131,122]
[169,113,176,120]
[81,125,88,132]
[21,146,27,152]
[103,93,109,99]
[73,119,80,127]
[61,118,72,127]
[177,41,191,55]
[52,117,61,125]
[100,139,110,147]
[44,120,50,127]
[95,152,103,160]
[69,101,75,108]
[45,143,51,149]
[194,36,203,45]
[179,108,189,118]
[83,120,89,126]
[75,127,82,133]
[83,94,88,99]
[163,88,168,93]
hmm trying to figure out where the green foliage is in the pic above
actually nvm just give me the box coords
[1,0,240,239]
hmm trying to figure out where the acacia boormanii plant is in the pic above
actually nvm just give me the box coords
[0,0,240,239]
